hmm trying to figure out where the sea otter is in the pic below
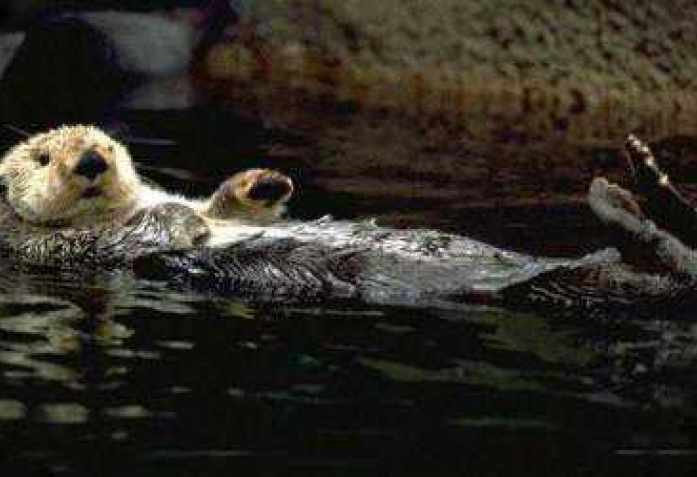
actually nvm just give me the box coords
[0,125,694,316]
[0,124,294,265]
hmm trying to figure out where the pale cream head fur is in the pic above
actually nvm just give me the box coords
[0,125,141,226]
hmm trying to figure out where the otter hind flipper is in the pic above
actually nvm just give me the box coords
[624,135,697,247]
[589,177,697,277]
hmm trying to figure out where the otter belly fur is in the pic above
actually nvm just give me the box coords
[0,126,695,316]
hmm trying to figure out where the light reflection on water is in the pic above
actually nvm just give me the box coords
[0,245,694,476]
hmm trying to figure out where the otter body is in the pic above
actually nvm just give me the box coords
[0,126,694,316]
[0,192,688,316]
[0,200,208,268]
[0,188,619,308]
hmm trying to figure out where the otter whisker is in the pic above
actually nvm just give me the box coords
[102,123,177,147]
[122,136,178,146]
[2,124,32,138]
[135,163,206,182]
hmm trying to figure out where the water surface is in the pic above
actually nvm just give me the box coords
[0,113,696,477]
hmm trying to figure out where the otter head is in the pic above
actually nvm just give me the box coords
[0,125,141,226]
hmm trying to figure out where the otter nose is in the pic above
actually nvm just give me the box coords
[74,150,109,180]
[247,177,292,202]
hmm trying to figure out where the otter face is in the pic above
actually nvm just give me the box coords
[0,125,141,225]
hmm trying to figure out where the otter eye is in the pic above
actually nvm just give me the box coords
[37,152,50,166]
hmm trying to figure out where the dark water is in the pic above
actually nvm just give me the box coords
[0,205,696,477]
[0,115,696,477]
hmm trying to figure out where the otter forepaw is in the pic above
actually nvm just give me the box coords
[202,168,294,222]
[127,203,210,249]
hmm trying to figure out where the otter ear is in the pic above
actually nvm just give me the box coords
[2,124,32,140]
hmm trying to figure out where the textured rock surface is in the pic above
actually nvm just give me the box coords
[195,1,697,206]
[203,0,697,142]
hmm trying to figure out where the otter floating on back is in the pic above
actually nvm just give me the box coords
[0,125,695,317]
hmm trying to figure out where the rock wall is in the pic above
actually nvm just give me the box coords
[203,0,697,144]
